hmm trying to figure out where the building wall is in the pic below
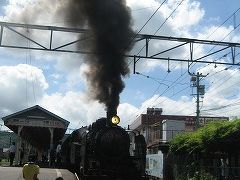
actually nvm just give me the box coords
[130,108,229,179]
[162,120,185,142]
[130,108,229,148]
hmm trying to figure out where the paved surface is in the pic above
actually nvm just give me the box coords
[0,166,77,180]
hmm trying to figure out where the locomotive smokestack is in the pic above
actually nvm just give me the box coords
[64,0,135,115]
[107,107,117,122]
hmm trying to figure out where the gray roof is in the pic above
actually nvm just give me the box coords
[2,105,70,125]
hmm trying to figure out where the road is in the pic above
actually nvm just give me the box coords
[0,166,77,180]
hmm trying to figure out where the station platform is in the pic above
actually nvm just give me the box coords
[0,166,77,180]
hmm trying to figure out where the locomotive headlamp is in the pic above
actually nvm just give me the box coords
[111,115,120,125]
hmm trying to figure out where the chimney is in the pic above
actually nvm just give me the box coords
[106,107,117,126]
[147,108,163,115]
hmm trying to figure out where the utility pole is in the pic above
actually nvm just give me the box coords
[190,72,207,129]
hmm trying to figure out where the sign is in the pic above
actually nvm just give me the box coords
[146,152,163,178]
[5,118,66,128]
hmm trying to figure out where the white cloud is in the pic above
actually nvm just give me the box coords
[165,0,205,30]
[199,64,240,98]
[127,0,206,72]
[1,0,240,132]
[0,64,48,116]
[1,63,240,131]
[1,0,206,74]
[50,73,62,80]
[40,91,105,128]
[0,63,138,129]
[118,103,139,127]
[134,90,145,100]
[197,25,234,41]
[3,0,64,25]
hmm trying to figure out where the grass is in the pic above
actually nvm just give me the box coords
[0,158,10,166]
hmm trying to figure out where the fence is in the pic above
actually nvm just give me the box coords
[175,165,240,179]
[148,129,187,145]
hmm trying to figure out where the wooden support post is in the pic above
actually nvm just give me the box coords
[49,127,54,167]
[15,126,23,165]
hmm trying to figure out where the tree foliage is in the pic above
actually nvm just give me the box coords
[0,131,16,148]
[170,120,240,154]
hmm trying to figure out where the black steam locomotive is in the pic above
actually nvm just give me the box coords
[61,115,147,180]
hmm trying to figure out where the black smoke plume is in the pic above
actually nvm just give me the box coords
[65,0,135,115]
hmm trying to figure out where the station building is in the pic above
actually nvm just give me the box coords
[130,108,229,179]
[2,105,69,165]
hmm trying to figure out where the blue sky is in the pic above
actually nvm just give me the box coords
[0,0,240,130]
[201,0,239,20]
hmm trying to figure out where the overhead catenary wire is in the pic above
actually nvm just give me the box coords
[155,21,240,107]
[135,71,190,107]
[206,68,239,94]
[25,28,37,107]
[192,52,239,93]
[29,39,37,105]
[196,24,240,73]
[127,0,168,67]
[216,106,240,116]
[187,7,240,70]
[136,72,188,85]
[201,100,240,112]
[128,0,186,105]
[131,4,240,117]
[204,52,240,84]
[201,102,240,117]
[127,74,190,123]
[25,28,29,108]
[161,7,240,89]
[133,0,185,58]
[127,6,240,122]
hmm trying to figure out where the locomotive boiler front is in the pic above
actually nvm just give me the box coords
[95,126,130,160]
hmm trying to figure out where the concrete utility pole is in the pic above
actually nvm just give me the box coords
[190,72,207,128]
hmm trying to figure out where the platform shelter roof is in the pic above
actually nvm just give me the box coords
[2,105,70,149]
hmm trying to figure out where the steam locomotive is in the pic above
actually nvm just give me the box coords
[60,114,147,180]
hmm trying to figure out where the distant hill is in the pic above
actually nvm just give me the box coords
[0,131,17,148]
[0,131,70,148]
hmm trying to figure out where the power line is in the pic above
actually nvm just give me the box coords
[27,30,37,105]
[153,85,190,107]
[132,5,161,12]
[134,0,185,58]
[206,68,239,94]
[203,52,240,83]
[132,5,240,116]
[204,23,240,59]
[129,0,186,108]
[126,74,190,123]
[166,7,240,87]
[125,0,188,121]
[202,95,240,111]
[135,71,188,85]
[128,13,240,122]
[201,102,240,117]
[127,0,168,67]
[217,106,240,115]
